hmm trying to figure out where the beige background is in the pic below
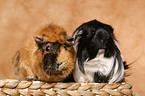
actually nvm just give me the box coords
[0,0,145,95]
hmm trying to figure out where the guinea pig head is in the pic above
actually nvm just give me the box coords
[73,20,115,62]
[34,25,75,77]
[91,28,110,49]
[75,20,114,50]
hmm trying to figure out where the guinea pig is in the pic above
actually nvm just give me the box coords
[72,19,127,83]
[12,24,76,82]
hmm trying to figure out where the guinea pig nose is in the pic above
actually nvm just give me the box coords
[48,65,51,68]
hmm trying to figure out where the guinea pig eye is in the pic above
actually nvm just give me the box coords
[45,45,51,52]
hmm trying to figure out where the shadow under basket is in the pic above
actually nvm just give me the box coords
[0,79,133,96]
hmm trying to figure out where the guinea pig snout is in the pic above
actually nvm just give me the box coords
[43,54,64,75]
[44,63,63,75]
[92,39,106,49]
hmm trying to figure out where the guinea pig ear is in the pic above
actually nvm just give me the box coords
[105,24,114,33]
[34,36,44,44]
[65,36,74,45]
[65,36,74,42]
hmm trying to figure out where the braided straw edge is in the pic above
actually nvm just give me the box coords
[0,79,133,96]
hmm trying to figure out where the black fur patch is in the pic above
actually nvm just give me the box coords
[123,61,129,69]
[14,52,21,75]
[16,52,21,66]
[43,43,61,75]
[94,72,109,83]
[63,72,75,82]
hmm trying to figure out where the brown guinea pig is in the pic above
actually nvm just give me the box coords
[12,24,76,82]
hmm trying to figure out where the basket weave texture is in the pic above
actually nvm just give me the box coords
[0,79,132,96]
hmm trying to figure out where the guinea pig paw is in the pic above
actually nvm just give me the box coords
[26,76,38,81]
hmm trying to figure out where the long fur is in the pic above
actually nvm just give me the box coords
[12,24,76,82]
[73,19,127,83]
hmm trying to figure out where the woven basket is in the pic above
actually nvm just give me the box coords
[0,79,132,96]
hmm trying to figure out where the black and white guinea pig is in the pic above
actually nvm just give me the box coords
[72,19,127,83]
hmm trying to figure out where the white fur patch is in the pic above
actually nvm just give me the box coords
[73,49,124,83]
[84,49,114,82]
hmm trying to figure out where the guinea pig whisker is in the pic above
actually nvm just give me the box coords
[57,62,63,66]
[56,62,63,70]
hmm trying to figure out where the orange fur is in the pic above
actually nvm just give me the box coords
[12,24,76,82]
